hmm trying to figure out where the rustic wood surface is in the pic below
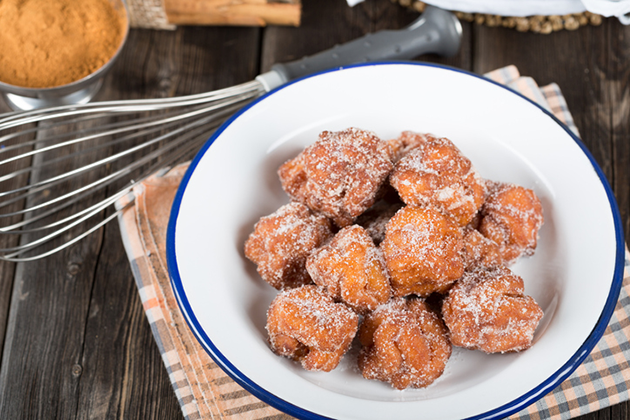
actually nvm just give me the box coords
[0,0,628,419]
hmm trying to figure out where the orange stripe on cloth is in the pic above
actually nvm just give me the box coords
[143,297,160,311]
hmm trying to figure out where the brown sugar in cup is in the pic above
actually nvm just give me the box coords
[0,0,127,88]
[0,0,129,110]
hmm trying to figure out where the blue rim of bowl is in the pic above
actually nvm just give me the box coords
[166,61,626,420]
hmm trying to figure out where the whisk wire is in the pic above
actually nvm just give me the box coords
[2,201,129,262]
[0,99,242,203]
[0,123,216,261]
[0,79,265,261]
[0,102,236,184]
[1,121,209,245]
[1,104,233,224]
[0,80,264,131]
[0,92,255,167]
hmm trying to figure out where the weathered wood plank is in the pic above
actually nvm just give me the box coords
[0,255,16,358]
[0,121,33,367]
[0,238,102,418]
[75,225,182,419]
[74,26,261,420]
[607,20,630,245]
[70,28,186,420]
[0,70,113,420]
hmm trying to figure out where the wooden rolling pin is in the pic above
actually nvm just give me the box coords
[126,0,301,28]
[163,0,301,26]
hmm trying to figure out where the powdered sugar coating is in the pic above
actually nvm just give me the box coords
[442,266,544,353]
[306,225,392,314]
[479,181,544,264]
[389,134,485,226]
[278,127,394,227]
[462,225,504,270]
[386,131,436,163]
[381,206,465,297]
[266,285,359,372]
[244,202,333,290]
[358,297,452,389]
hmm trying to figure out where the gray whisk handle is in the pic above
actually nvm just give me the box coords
[256,6,461,91]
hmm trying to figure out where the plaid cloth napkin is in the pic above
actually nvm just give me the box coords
[116,65,630,420]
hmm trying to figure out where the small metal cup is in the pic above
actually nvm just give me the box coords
[0,0,129,111]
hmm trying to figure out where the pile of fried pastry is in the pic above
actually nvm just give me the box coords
[244,127,544,390]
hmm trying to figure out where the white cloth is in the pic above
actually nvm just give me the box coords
[347,0,630,23]
[421,0,586,16]
[582,0,630,22]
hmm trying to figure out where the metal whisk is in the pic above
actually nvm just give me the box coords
[0,6,461,262]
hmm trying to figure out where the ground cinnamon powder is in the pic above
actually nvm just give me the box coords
[0,0,127,88]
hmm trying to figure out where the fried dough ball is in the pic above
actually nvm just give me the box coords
[442,266,543,353]
[358,297,452,389]
[389,135,485,226]
[244,202,333,290]
[462,226,504,271]
[278,127,393,228]
[386,131,436,163]
[306,225,391,314]
[478,181,544,264]
[381,206,464,297]
[266,285,359,371]
[355,199,404,245]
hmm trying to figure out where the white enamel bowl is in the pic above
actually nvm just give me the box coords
[167,63,625,420]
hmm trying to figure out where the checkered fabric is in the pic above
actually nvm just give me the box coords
[116,66,630,420]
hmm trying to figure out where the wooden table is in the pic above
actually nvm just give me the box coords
[0,0,628,418]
